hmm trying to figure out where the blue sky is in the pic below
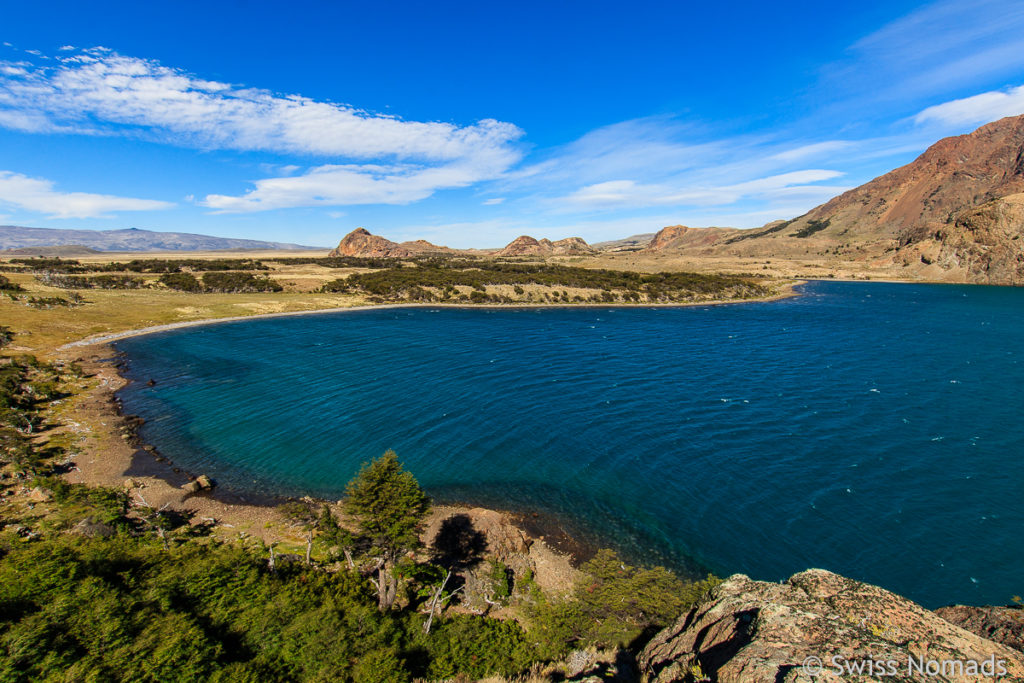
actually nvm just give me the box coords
[1,0,1023,248]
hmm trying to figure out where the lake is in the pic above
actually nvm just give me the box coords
[115,280,1024,608]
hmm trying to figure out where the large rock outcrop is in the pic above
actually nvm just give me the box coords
[639,569,1024,682]
[498,235,595,257]
[329,228,414,258]
[935,605,1024,654]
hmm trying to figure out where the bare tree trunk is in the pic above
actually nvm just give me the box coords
[304,530,313,565]
[268,543,277,574]
[343,548,355,570]
[424,568,453,634]
[375,557,399,611]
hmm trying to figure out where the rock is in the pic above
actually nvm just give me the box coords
[181,481,202,495]
[28,486,53,502]
[498,235,595,257]
[196,475,215,490]
[329,228,414,258]
[122,478,137,489]
[70,517,116,538]
[638,569,1024,682]
[936,605,1024,653]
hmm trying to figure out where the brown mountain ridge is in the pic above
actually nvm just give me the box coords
[643,114,1024,284]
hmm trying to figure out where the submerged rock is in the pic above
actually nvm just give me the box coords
[639,569,1024,682]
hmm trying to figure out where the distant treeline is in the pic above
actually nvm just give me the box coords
[5,257,269,274]
[38,271,282,293]
[268,255,419,268]
[322,262,769,303]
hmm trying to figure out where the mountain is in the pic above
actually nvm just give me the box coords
[641,114,1024,284]
[497,235,596,257]
[328,228,457,258]
[0,225,317,252]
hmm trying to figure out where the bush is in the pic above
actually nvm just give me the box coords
[201,272,283,293]
[159,272,203,292]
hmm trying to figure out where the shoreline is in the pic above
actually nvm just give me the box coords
[57,345,595,577]
[58,281,803,350]
[51,282,804,578]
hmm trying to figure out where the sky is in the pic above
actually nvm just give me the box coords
[1,0,1023,248]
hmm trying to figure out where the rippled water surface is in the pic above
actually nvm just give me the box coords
[116,281,1024,607]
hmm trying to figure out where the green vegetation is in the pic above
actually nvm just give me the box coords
[200,271,284,293]
[0,344,720,680]
[345,451,431,611]
[0,276,23,293]
[158,272,204,292]
[39,273,146,290]
[270,255,415,269]
[791,217,831,238]
[525,549,721,653]
[323,261,768,303]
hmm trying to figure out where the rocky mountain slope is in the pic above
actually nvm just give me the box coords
[328,227,456,258]
[640,114,1024,285]
[639,569,1024,682]
[497,235,596,257]
[0,225,316,251]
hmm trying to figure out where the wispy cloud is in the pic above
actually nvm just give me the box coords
[0,170,173,218]
[823,0,1024,110]
[0,47,524,211]
[914,85,1024,127]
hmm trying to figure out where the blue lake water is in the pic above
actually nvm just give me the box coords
[114,281,1024,608]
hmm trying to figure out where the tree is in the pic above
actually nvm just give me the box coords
[344,451,430,611]
[278,500,324,565]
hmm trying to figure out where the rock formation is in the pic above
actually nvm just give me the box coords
[645,225,740,252]
[498,235,595,257]
[936,605,1024,654]
[329,228,414,258]
[639,569,1024,682]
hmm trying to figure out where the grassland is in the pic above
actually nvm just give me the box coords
[1,250,790,357]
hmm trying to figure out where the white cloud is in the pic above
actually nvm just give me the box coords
[482,197,505,205]
[914,85,1024,127]
[0,48,524,211]
[769,141,853,163]
[562,170,845,209]
[0,49,522,161]
[0,170,173,218]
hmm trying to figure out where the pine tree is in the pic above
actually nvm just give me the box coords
[344,450,430,611]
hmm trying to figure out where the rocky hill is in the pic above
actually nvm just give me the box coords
[0,225,316,252]
[640,115,1024,285]
[497,235,596,257]
[639,569,1024,682]
[328,228,457,258]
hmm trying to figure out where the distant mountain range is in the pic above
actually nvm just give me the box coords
[0,226,320,253]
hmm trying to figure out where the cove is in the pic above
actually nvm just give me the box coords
[114,280,1024,608]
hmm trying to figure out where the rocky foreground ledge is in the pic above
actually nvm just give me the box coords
[637,569,1024,683]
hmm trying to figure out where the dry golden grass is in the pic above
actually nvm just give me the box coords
[0,265,370,357]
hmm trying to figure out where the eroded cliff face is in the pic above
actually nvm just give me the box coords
[639,569,1024,683]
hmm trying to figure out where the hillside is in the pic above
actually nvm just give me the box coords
[634,115,1024,284]
[0,225,318,252]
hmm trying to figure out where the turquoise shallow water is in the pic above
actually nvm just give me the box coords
[115,281,1024,608]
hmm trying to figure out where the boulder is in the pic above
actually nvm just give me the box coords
[639,569,1024,682]
[196,475,215,490]
[181,481,202,495]
[28,486,53,502]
